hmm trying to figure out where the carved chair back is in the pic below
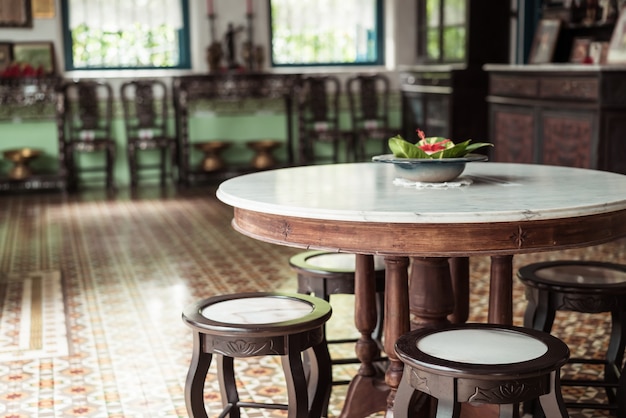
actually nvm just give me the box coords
[61,80,113,142]
[346,73,392,160]
[297,75,341,164]
[120,79,169,140]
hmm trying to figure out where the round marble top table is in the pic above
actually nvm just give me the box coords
[217,162,626,418]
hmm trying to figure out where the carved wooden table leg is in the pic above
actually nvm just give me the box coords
[340,254,389,418]
[488,255,514,325]
[448,257,470,324]
[409,257,456,328]
[382,256,411,416]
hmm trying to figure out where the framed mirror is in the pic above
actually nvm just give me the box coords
[0,0,33,28]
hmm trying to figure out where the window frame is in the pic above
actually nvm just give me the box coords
[60,0,192,72]
[417,0,468,64]
[268,0,385,68]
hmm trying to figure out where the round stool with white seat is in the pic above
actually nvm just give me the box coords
[518,260,626,416]
[393,323,570,418]
[289,250,386,384]
[182,292,332,418]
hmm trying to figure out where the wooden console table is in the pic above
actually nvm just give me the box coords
[485,65,626,175]
[172,73,301,186]
[0,77,67,192]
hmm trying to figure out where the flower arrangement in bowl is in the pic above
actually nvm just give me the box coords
[372,130,493,183]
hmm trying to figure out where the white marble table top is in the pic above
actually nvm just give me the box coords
[216,162,626,224]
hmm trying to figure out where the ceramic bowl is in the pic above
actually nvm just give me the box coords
[372,153,488,183]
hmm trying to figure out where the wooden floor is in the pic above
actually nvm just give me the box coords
[0,184,623,417]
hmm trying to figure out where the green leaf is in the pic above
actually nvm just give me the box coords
[465,142,494,153]
[389,136,428,158]
[388,134,493,159]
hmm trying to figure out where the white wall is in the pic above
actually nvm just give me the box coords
[0,0,417,88]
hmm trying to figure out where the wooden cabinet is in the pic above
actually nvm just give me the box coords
[172,73,301,186]
[400,0,510,142]
[485,65,626,174]
[0,77,66,192]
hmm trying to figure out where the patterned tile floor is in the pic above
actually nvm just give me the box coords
[0,185,624,418]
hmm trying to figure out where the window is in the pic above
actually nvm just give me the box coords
[418,0,466,63]
[61,0,191,71]
[269,0,383,67]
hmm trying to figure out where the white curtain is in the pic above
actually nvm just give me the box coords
[69,0,183,31]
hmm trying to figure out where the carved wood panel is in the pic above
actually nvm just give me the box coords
[602,111,626,174]
[541,113,594,168]
[540,77,598,101]
[489,75,538,97]
[492,108,535,163]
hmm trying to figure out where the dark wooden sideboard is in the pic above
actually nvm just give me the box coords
[172,73,301,186]
[485,65,626,175]
[0,77,67,192]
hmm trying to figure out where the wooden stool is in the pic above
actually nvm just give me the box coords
[289,251,386,385]
[518,260,626,416]
[182,292,332,418]
[393,323,570,418]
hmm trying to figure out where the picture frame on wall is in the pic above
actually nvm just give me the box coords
[32,0,56,19]
[569,37,593,62]
[11,42,56,75]
[589,41,610,63]
[529,19,562,64]
[607,7,626,63]
[0,42,12,72]
[0,0,33,27]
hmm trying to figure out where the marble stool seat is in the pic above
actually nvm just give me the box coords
[289,250,386,385]
[393,323,570,418]
[518,260,626,416]
[182,292,333,418]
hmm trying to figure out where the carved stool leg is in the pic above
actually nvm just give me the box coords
[538,371,569,417]
[306,343,333,418]
[281,350,311,418]
[497,403,515,418]
[522,287,555,417]
[217,355,240,418]
[392,372,413,418]
[605,308,626,403]
[185,331,211,418]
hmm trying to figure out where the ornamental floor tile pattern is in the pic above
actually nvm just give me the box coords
[0,186,624,418]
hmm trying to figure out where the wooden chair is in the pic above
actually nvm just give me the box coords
[289,251,386,385]
[518,260,626,416]
[120,79,177,189]
[393,323,570,418]
[346,73,395,161]
[59,80,115,192]
[297,76,342,164]
[182,292,332,418]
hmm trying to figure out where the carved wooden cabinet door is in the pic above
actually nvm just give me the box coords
[491,105,535,164]
[541,110,596,169]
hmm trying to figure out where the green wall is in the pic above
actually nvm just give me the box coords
[0,103,401,187]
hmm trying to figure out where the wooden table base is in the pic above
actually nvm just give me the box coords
[339,255,508,418]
